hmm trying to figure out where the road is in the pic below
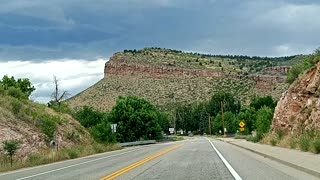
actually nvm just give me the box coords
[0,137,317,180]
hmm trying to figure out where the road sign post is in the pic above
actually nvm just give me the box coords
[239,121,245,132]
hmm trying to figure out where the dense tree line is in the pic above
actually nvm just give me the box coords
[172,92,276,139]
[75,96,168,143]
[123,47,297,61]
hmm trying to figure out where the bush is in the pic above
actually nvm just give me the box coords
[7,87,27,99]
[10,99,22,116]
[246,135,259,143]
[313,138,320,154]
[47,101,73,114]
[299,135,311,152]
[2,139,21,166]
[0,84,5,95]
[270,137,277,146]
[289,138,297,149]
[66,149,79,159]
[89,122,116,143]
[74,106,104,128]
[286,64,304,84]
[38,115,57,140]
[255,106,273,139]
[275,129,285,141]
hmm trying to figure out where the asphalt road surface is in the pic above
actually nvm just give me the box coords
[0,137,317,180]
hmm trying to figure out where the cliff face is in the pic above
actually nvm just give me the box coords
[104,55,286,92]
[272,62,320,134]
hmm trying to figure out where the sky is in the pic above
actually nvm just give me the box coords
[0,0,319,103]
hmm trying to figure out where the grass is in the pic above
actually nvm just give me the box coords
[0,143,121,172]
[261,129,320,154]
[246,135,260,143]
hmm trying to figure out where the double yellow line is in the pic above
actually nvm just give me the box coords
[101,144,183,180]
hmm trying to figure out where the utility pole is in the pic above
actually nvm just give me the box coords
[208,114,211,135]
[221,101,226,137]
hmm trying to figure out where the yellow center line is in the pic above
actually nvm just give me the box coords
[100,143,183,180]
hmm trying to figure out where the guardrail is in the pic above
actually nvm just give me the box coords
[119,140,156,147]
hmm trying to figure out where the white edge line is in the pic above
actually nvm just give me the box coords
[15,148,142,180]
[206,138,242,180]
[0,146,143,177]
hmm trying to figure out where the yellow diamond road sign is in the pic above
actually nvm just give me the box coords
[239,121,245,128]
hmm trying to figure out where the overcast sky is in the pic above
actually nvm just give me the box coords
[0,0,319,103]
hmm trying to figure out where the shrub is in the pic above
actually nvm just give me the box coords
[270,137,277,146]
[246,135,259,143]
[7,87,27,99]
[289,138,297,149]
[286,64,304,84]
[66,149,79,159]
[10,99,22,116]
[2,139,21,166]
[38,115,57,140]
[299,135,311,152]
[47,101,73,114]
[0,84,5,95]
[74,106,104,128]
[89,123,116,143]
[275,129,285,141]
[313,138,320,154]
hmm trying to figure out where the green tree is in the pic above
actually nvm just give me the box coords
[0,75,35,98]
[212,112,237,134]
[2,139,21,166]
[250,96,276,110]
[207,92,241,117]
[108,96,162,142]
[89,122,116,143]
[75,106,104,128]
[237,107,256,134]
[255,106,274,139]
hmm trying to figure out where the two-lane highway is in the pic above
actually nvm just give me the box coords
[0,137,317,180]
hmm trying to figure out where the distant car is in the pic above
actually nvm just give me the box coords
[188,133,193,137]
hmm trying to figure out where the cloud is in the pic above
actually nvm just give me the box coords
[0,0,319,60]
[0,59,107,103]
[254,3,320,33]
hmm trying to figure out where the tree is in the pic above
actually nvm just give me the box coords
[51,76,69,108]
[0,75,35,99]
[75,106,105,128]
[108,96,162,142]
[212,112,237,134]
[255,106,274,139]
[207,92,241,117]
[250,96,276,111]
[2,139,21,167]
[237,107,256,134]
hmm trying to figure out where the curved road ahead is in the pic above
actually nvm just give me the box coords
[0,137,317,180]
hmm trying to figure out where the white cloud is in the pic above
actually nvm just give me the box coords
[254,4,320,32]
[0,59,107,103]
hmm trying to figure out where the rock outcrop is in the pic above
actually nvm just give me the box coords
[271,62,320,134]
[104,56,286,92]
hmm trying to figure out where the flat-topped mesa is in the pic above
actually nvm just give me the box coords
[67,48,298,111]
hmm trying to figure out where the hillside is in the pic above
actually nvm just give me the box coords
[0,94,93,159]
[67,48,303,111]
